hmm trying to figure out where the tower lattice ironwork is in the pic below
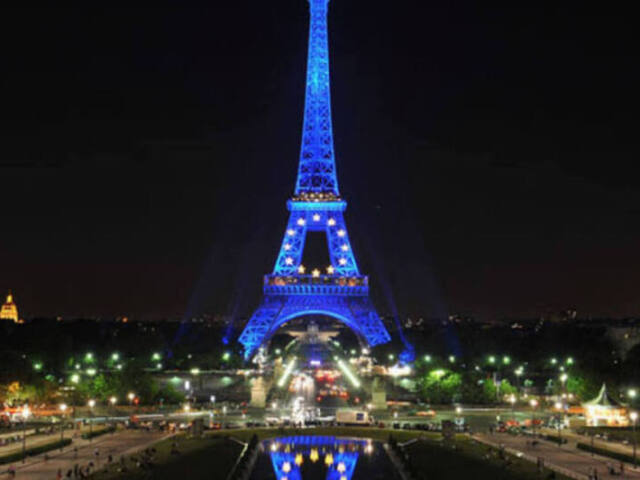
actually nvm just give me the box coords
[238,0,391,359]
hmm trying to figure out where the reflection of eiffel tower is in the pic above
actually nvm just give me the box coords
[238,0,391,359]
[268,436,366,480]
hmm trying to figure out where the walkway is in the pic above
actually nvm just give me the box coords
[475,432,640,480]
[1,429,167,480]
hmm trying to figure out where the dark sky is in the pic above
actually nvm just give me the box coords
[1,2,639,320]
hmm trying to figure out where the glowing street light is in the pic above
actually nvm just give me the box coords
[59,403,68,449]
[424,355,431,362]
[488,355,496,364]
[21,405,30,463]
[111,353,119,361]
[109,396,117,406]
[530,398,538,434]
[128,392,135,405]
[87,399,96,441]
[630,411,638,467]
[503,356,511,365]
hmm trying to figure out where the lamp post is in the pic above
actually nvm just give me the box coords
[554,402,564,446]
[128,392,136,415]
[59,404,68,450]
[509,394,516,420]
[109,396,117,430]
[21,404,30,463]
[530,399,538,436]
[88,399,96,442]
[631,411,638,469]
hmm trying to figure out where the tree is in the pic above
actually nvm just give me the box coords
[419,369,461,404]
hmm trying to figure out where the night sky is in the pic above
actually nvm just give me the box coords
[1,3,639,320]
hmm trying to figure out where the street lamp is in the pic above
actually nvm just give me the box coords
[128,392,135,405]
[630,411,638,468]
[59,403,68,450]
[21,404,30,463]
[509,394,516,420]
[530,399,538,436]
[109,396,117,428]
[88,399,96,441]
[554,401,564,446]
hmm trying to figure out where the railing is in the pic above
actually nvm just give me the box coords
[264,274,369,296]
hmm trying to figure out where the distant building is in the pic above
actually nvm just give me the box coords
[1,291,21,323]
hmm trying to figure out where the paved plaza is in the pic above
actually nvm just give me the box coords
[1,429,167,480]
[476,431,640,480]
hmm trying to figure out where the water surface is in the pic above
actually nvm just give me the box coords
[250,435,400,480]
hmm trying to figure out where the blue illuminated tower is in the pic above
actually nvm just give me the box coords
[238,0,391,359]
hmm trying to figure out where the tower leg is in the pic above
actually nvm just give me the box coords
[238,296,285,359]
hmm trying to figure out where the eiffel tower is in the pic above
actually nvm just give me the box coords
[238,0,391,359]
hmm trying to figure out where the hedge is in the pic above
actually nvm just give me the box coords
[0,438,72,465]
[576,442,635,464]
[543,434,568,445]
[81,425,116,440]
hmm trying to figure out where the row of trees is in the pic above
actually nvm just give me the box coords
[0,363,185,407]
[415,367,602,405]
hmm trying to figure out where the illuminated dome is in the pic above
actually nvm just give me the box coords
[0,291,20,323]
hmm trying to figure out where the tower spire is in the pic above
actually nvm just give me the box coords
[294,0,339,197]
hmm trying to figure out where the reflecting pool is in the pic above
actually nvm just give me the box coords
[250,436,400,480]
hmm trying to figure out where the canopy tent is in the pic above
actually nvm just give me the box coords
[583,383,629,427]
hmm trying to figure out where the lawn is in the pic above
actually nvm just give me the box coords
[89,435,242,480]
[404,437,572,480]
